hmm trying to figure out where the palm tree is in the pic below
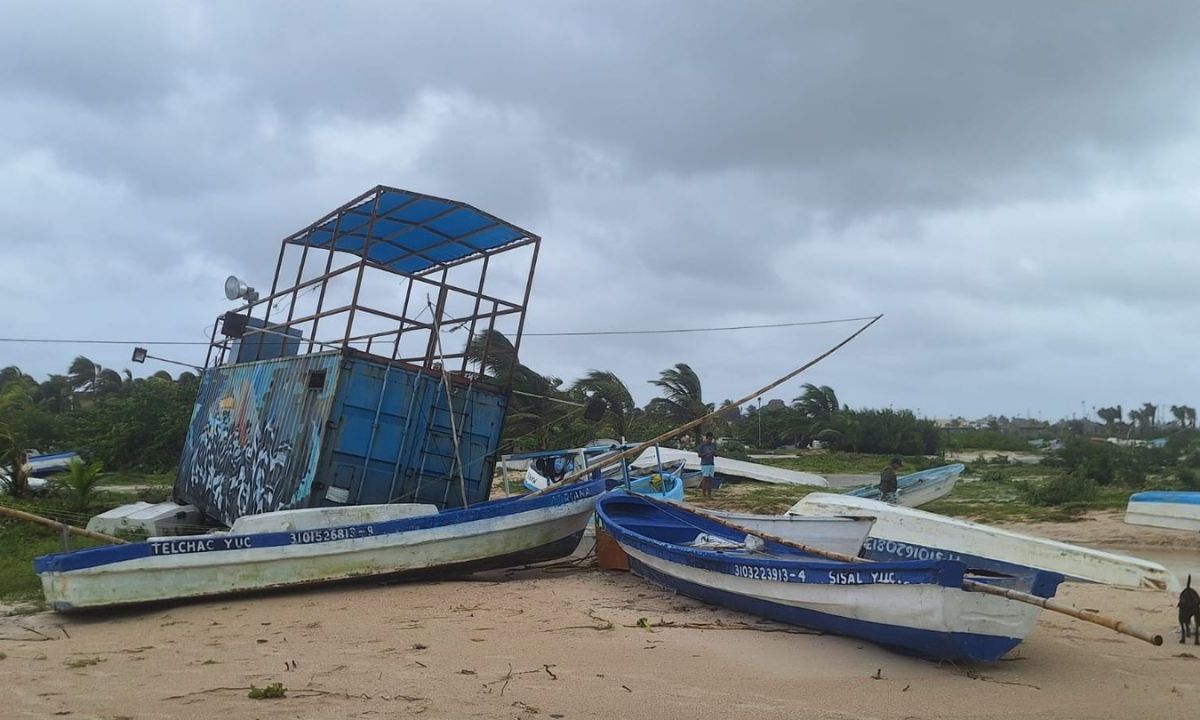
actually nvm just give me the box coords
[35,375,74,413]
[1141,403,1158,432]
[794,383,840,421]
[464,330,575,449]
[94,368,125,397]
[648,363,711,435]
[68,355,100,393]
[1171,405,1187,428]
[151,370,174,382]
[572,370,636,439]
[0,423,28,497]
[793,383,842,445]
[58,458,104,513]
[1097,406,1122,434]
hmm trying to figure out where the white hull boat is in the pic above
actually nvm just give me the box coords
[36,478,604,611]
[790,493,1180,592]
[1124,491,1200,533]
[631,447,827,487]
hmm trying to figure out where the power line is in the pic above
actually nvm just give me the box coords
[522,315,881,337]
[0,315,879,347]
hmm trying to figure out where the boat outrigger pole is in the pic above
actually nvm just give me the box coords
[527,314,884,496]
[0,504,127,545]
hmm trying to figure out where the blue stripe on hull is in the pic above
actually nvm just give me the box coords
[863,540,1039,581]
[628,557,1023,663]
[1129,491,1200,505]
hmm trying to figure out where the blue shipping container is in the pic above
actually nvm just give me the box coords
[175,350,508,525]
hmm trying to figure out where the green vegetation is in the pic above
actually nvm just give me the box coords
[759,452,941,475]
[0,521,101,602]
[944,429,1033,452]
[248,683,287,699]
[921,476,1133,523]
[59,458,105,512]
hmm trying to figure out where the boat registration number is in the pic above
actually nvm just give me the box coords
[289,526,376,545]
[731,565,804,582]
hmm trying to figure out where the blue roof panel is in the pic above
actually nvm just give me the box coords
[285,187,536,275]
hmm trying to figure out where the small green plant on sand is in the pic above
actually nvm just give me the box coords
[65,657,104,669]
[57,458,105,513]
[248,682,287,699]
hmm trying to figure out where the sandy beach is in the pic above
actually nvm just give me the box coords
[1,513,1197,720]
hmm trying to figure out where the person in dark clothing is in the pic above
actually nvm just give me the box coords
[879,456,902,504]
[697,433,718,498]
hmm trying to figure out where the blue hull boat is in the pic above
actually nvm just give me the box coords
[597,492,1062,662]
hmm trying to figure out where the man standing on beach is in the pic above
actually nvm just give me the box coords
[879,457,901,504]
[698,433,718,498]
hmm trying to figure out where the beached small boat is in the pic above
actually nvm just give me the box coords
[791,493,1180,592]
[597,492,1061,662]
[23,450,81,477]
[1124,491,1200,533]
[847,463,963,507]
[35,477,604,611]
[508,446,686,501]
[630,447,828,487]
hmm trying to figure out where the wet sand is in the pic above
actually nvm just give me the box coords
[2,513,1198,720]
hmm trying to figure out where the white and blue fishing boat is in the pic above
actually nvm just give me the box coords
[508,444,686,501]
[34,186,609,610]
[24,450,82,477]
[790,493,1180,592]
[1125,491,1200,533]
[847,462,963,507]
[597,491,1063,662]
[36,477,604,611]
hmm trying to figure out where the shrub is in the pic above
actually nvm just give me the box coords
[718,439,751,462]
[1177,467,1200,490]
[1019,473,1100,506]
[980,469,1007,483]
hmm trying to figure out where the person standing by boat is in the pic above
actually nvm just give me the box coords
[698,433,719,498]
[879,457,901,504]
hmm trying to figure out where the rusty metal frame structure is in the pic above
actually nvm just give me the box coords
[204,186,541,390]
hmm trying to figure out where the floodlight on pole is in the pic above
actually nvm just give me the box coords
[224,275,259,303]
[130,346,202,371]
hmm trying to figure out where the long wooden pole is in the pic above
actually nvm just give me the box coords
[664,501,1163,647]
[0,504,128,545]
[526,314,884,496]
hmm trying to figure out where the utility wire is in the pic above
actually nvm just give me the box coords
[0,315,879,346]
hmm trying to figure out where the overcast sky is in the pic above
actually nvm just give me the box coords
[2,1,1199,421]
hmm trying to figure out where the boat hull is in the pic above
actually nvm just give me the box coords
[625,546,1037,662]
[36,479,603,611]
[847,463,963,507]
[1124,491,1200,533]
[792,493,1180,592]
[598,492,1055,662]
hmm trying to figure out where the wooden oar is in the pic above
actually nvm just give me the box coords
[0,504,128,545]
[662,500,1163,647]
[526,314,884,497]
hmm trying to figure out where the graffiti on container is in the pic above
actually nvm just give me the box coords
[187,415,295,519]
[176,356,339,525]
